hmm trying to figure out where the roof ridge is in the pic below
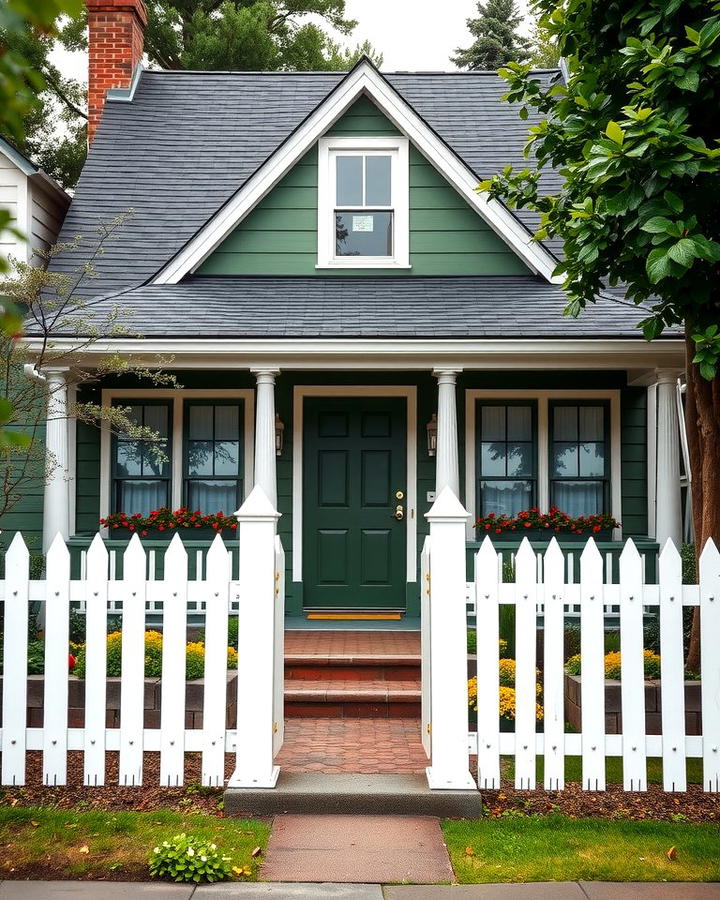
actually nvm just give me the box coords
[140,68,561,77]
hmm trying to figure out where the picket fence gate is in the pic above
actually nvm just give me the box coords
[0,486,286,790]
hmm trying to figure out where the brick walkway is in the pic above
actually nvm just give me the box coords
[276,718,428,774]
[285,630,421,659]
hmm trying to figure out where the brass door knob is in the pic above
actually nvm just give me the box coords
[393,505,404,520]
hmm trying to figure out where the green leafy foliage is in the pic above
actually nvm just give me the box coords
[453,0,531,70]
[149,833,233,883]
[479,0,720,380]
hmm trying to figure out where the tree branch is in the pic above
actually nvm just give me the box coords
[42,68,88,121]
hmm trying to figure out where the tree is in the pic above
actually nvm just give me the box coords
[479,0,720,670]
[452,0,531,71]
[528,20,560,69]
[1,1,382,190]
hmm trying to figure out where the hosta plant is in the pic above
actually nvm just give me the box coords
[149,833,232,883]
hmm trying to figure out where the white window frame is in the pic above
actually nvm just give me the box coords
[464,389,622,541]
[317,136,410,270]
[99,389,254,533]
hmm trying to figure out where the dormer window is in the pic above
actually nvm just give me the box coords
[317,136,410,269]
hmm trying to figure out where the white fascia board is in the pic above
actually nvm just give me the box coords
[21,336,685,370]
[151,61,560,285]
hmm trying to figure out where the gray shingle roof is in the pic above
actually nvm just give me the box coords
[61,276,666,339]
[52,68,562,300]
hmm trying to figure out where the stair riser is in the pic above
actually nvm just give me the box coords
[285,701,421,718]
[285,665,420,682]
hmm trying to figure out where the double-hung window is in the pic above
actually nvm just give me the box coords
[111,402,171,517]
[477,403,536,517]
[184,402,243,513]
[317,137,409,269]
[550,402,609,516]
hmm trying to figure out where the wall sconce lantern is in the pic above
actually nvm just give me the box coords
[275,413,285,457]
[426,413,437,457]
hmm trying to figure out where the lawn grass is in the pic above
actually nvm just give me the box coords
[0,806,270,882]
[501,755,703,786]
[443,815,720,883]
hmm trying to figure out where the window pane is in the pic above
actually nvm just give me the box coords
[552,481,603,517]
[580,406,604,440]
[188,405,213,440]
[480,480,532,517]
[336,155,363,206]
[144,405,168,437]
[214,440,239,476]
[115,442,142,477]
[365,155,391,206]
[187,440,214,476]
[141,442,169,477]
[119,480,168,517]
[188,480,237,514]
[507,406,532,441]
[481,406,505,441]
[215,405,239,440]
[553,443,578,477]
[335,211,393,256]
[507,443,532,477]
[579,442,605,477]
[554,406,577,441]
[481,442,506,476]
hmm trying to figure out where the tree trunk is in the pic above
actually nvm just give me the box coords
[684,327,720,672]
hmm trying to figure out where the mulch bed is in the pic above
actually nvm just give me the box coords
[0,750,718,824]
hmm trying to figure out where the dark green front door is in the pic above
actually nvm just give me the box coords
[303,397,407,610]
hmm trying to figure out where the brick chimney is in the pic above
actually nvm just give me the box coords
[87,0,147,144]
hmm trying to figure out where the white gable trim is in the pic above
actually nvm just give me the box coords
[152,61,561,285]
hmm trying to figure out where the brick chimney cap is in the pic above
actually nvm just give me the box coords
[86,0,148,26]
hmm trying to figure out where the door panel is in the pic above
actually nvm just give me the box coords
[304,396,406,609]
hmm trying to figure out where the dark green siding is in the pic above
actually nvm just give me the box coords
[0,425,45,553]
[197,97,531,278]
[620,387,648,537]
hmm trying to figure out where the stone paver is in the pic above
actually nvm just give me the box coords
[260,815,454,884]
[580,884,720,899]
[195,885,382,898]
[276,718,427,774]
[0,884,194,898]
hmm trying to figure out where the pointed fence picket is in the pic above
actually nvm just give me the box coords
[43,534,70,786]
[579,539,606,791]
[619,540,647,791]
[659,539,686,792]
[201,536,231,788]
[160,536,188,787]
[83,534,108,786]
[513,540,538,790]
[1,534,29,786]
[474,537,500,790]
[119,535,147,787]
[700,539,720,793]
[542,539,565,791]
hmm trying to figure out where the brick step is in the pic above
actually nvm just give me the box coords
[285,660,420,682]
[285,678,421,719]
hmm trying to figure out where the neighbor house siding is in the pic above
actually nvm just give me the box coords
[0,423,46,554]
[29,180,67,261]
[197,97,531,278]
[0,154,25,264]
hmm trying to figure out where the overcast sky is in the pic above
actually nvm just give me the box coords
[51,0,534,81]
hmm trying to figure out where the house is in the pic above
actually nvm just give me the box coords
[0,138,69,267]
[11,0,687,619]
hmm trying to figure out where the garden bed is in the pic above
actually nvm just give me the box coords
[0,672,238,729]
[564,672,701,735]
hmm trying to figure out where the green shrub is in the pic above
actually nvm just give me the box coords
[681,543,697,585]
[73,630,238,678]
[467,630,477,654]
[566,649,661,680]
[149,833,232,883]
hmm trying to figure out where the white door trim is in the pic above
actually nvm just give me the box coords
[292,384,418,585]
[99,388,254,530]
[464,388,622,541]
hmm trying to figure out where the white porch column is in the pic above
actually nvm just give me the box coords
[252,368,280,510]
[655,368,683,547]
[433,368,461,496]
[43,368,70,553]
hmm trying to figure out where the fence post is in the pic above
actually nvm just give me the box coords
[425,486,476,790]
[228,485,282,789]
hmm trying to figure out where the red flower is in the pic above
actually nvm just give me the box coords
[524,521,532,528]
[68,653,76,670]
[231,522,237,530]
[495,528,502,534]
[168,522,175,528]
[593,524,601,533]
[128,524,135,531]
[485,524,491,531]
[141,530,148,537]
[158,525,165,531]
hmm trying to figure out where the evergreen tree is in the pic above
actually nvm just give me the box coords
[452,0,531,71]
[528,20,560,69]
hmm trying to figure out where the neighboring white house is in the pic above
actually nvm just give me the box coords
[0,137,70,267]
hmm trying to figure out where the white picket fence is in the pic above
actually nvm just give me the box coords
[422,486,720,795]
[0,485,286,790]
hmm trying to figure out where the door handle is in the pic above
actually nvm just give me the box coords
[393,505,404,520]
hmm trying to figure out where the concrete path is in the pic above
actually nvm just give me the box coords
[0,882,718,898]
[259,814,454,884]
